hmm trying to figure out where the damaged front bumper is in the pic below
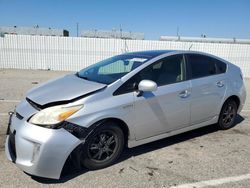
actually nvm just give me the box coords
[5,113,82,179]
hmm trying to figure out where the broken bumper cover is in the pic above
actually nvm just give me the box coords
[5,115,82,179]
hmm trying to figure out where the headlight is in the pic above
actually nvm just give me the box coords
[29,104,83,126]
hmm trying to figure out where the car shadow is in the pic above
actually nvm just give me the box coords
[31,114,244,184]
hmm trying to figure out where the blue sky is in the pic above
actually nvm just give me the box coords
[0,0,250,39]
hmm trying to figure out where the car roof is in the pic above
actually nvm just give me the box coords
[124,50,227,63]
[125,50,176,58]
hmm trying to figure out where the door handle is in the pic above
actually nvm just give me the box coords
[179,90,190,98]
[216,81,224,88]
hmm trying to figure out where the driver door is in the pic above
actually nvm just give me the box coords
[132,55,191,140]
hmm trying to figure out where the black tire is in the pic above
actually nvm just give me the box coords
[81,122,124,170]
[218,100,238,130]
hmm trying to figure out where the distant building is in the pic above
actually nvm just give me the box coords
[0,26,69,37]
[82,30,144,40]
[160,35,250,44]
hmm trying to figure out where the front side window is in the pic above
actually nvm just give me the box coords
[77,55,150,84]
[114,55,186,95]
[151,55,185,86]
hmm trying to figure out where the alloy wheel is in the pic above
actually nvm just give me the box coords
[222,105,236,126]
[87,130,118,162]
[218,100,237,129]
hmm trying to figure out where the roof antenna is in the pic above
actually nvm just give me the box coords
[189,44,193,51]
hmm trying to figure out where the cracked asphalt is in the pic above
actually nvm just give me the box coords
[0,69,249,188]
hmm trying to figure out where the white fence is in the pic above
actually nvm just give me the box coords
[0,34,250,77]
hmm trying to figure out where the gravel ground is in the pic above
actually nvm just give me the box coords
[0,69,249,188]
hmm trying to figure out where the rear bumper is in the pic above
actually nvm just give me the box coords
[5,115,82,179]
[238,83,247,113]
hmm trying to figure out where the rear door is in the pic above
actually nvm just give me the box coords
[186,54,227,125]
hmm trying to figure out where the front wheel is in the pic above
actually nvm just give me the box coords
[81,122,124,170]
[218,100,238,130]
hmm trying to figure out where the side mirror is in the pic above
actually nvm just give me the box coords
[138,80,157,92]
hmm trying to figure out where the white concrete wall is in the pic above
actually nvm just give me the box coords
[0,34,249,77]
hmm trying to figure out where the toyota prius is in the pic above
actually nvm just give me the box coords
[5,50,246,179]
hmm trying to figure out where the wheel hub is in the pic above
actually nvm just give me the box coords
[88,131,117,162]
[222,105,236,125]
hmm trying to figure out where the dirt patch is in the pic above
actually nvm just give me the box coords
[0,136,5,151]
[228,129,249,136]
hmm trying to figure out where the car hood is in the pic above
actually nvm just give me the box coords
[26,74,106,106]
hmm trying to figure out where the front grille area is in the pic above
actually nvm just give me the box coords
[8,130,17,162]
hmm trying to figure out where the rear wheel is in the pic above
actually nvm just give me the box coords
[81,122,124,170]
[218,100,237,130]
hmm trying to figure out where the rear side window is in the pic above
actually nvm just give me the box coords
[187,54,226,79]
[215,59,227,74]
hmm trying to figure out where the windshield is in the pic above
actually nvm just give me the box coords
[77,54,151,84]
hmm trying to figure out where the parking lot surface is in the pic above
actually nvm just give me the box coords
[0,69,249,188]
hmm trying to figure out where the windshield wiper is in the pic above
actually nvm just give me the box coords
[80,76,89,80]
[76,72,89,80]
[76,72,107,84]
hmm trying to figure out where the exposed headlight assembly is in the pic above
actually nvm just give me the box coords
[29,104,83,127]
